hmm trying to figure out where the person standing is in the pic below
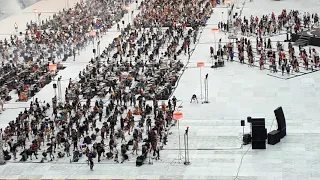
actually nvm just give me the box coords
[73,48,76,61]
[14,23,18,32]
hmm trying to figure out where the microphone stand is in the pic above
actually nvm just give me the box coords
[184,127,190,165]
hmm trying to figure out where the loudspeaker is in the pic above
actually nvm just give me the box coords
[247,116,252,123]
[267,130,281,145]
[136,156,144,167]
[251,118,267,141]
[241,120,245,126]
[251,118,267,149]
[252,127,267,141]
[251,118,265,126]
[252,141,266,149]
[274,107,286,130]
[243,134,251,145]
[53,83,57,89]
[136,0,137,3]
[274,107,286,139]
[93,49,96,54]
[122,20,125,25]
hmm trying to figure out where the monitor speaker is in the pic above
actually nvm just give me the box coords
[267,130,281,145]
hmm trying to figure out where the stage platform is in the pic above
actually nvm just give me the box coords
[292,27,320,47]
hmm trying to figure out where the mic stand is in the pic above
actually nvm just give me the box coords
[203,77,209,103]
[184,128,190,165]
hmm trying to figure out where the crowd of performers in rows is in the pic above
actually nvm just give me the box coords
[236,37,320,74]
[208,36,319,75]
[0,0,208,169]
[234,10,319,36]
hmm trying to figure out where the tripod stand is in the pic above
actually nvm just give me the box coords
[171,120,184,164]
[184,127,190,165]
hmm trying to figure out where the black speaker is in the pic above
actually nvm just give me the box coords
[251,118,265,126]
[93,49,96,54]
[274,107,286,139]
[136,155,145,167]
[53,83,57,89]
[274,107,286,130]
[243,134,251,145]
[241,120,245,126]
[136,0,137,3]
[122,20,125,25]
[267,130,281,145]
[252,141,266,149]
[251,118,267,149]
[247,116,252,123]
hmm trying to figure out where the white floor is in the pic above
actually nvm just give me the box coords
[1,0,320,180]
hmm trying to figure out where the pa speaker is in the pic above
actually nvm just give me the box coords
[247,116,252,123]
[251,118,265,126]
[252,127,267,141]
[274,106,286,138]
[267,130,281,145]
[93,49,96,54]
[243,134,251,145]
[274,107,286,131]
[53,83,57,89]
[252,140,266,149]
[241,120,245,126]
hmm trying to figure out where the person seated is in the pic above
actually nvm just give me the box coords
[190,94,198,103]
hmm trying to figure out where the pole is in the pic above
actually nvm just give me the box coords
[199,67,203,99]
[186,130,189,164]
[203,77,209,103]
[184,133,187,163]
[184,127,190,165]
[0,134,5,165]
[128,11,130,25]
[34,13,37,26]
[38,14,41,29]
[178,120,181,155]
[222,12,224,22]
[213,32,217,67]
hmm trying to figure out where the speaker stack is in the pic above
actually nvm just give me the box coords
[245,107,287,149]
[267,106,287,145]
[251,118,267,149]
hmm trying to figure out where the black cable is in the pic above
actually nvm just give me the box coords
[234,144,251,180]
